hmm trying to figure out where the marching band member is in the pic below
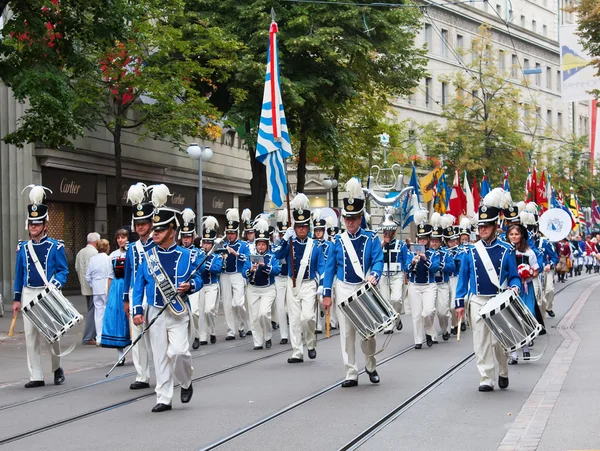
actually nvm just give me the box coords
[123,182,154,390]
[132,185,202,412]
[379,208,406,334]
[313,210,336,334]
[323,178,383,386]
[443,216,461,335]
[556,237,571,283]
[13,185,69,388]
[242,208,255,253]
[199,217,223,345]
[584,235,596,274]
[179,208,203,350]
[272,210,290,345]
[455,188,522,392]
[405,211,440,349]
[244,219,281,350]
[430,213,455,341]
[221,208,250,340]
[277,194,325,363]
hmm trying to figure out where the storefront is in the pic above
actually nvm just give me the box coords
[42,168,97,293]
[202,189,234,233]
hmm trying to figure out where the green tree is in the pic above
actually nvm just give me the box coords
[191,0,427,212]
[0,0,239,225]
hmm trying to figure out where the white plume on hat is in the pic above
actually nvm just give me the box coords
[241,208,252,223]
[483,188,504,208]
[460,217,471,230]
[126,182,147,205]
[441,214,455,229]
[469,215,478,226]
[414,209,428,226]
[364,211,371,225]
[325,216,336,228]
[525,202,538,214]
[254,218,269,234]
[430,212,442,227]
[181,208,196,225]
[313,209,322,221]
[21,185,52,206]
[502,190,513,209]
[290,193,310,210]
[277,209,288,224]
[149,184,171,208]
[345,177,363,201]
[203,216,219,232]
[520,211,536,226]
[516,201,526,214]
[226,208,239,222]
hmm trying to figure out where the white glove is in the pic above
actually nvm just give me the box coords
[317,285,324,297]
[283,228,296,241]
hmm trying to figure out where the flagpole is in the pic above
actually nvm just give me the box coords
[285,160,296,288]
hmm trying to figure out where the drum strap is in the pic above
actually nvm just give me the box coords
[341,232,365,281]
[474,240,503,290]
[293,238,314,297]
[27,241,50,286]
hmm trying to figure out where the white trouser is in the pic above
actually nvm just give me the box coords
[202,284,219,338]
[379,272,404,331]
[434,282,450,334]
[408,283,436,344]
[448,277,458,328]
[469,295,508,387]
[533,276,543,310]
[93,293,107,343]
[147,306,193,405]
[247,284,277,347]
[274,276,289,339]
[189,291,204,341]
[544,270,555,311]
[220,272,247,336]
[129,288,151,383]
[22,287,61,381]
[287,279,318,359]
[335,280,376,381]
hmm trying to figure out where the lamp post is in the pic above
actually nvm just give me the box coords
[187,143,213,234]
[322,177,338,208]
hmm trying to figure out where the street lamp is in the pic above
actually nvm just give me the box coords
[187,143,213,234]
[322,177,338,208]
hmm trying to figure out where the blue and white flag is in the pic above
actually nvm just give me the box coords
[256,21,292,207]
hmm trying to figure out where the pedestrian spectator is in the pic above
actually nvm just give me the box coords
[102,230,131,364]
[86,239,111,346]
[76,232,100,345]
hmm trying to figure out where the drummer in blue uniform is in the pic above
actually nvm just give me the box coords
[132,185,202,412]
[123,182,155,390]
[322,178,384,387]
[13,185,69,388]
[405,211,441,349]
[455,188,522,392]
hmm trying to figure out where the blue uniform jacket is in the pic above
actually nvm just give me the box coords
[14,236,69,302]
[447,246,464,277]
[123,237,156,303]
[198,250,223,285]
[132,243,202,316]
[455,238,522,308]
[534,236,559,268]
[223,239,250,274]
[405,248,441,284]
[382,239,408,274]
[271,242,289,276]
[243,252,281,287]
[275,238,325,282]
[323,229,383,298]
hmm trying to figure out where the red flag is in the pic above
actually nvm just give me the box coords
[537,170,548,213]
[472,175,480,210]
[525,167,537,203]
[447,170,467,218]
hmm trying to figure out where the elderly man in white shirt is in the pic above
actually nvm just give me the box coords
[86,239,111,345]
[76,232,100,345]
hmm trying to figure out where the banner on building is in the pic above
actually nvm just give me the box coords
[560,25,600,102]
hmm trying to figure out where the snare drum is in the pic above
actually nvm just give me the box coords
[478,290,542,352]
[338,283,399,341]
[21,285,83,344]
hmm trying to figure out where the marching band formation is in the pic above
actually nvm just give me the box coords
[11,177,597,412]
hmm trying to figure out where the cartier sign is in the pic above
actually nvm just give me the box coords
[203,189,232,214]
[42,168,97,203]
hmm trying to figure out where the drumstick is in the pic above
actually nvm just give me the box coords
[325,309,331,339]
[457,317,462,342]
[8,311,18,337]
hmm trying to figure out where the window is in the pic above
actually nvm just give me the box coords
[441,29,449,58]
[521,15,526,27]
[524,105,530,122]
[472,89,479,108]
[557,112,563,131]
[511,54,518,77]
[442,82,448,105]
[543,24,548,37]
[424,23,432,49]
[546,67,552,89]
[498,50,505,73]
[456,34,464,52]
[524,58,530,70]
[536,107,542,128]
[409,129,416,145]
[425,77,432,108]
[546,109,552,127]
[496,3,502,16]
[535,63,541,86]
[532,20,537,33]
[557,70,561,91]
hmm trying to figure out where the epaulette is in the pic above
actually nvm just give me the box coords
[16,240,24,252]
